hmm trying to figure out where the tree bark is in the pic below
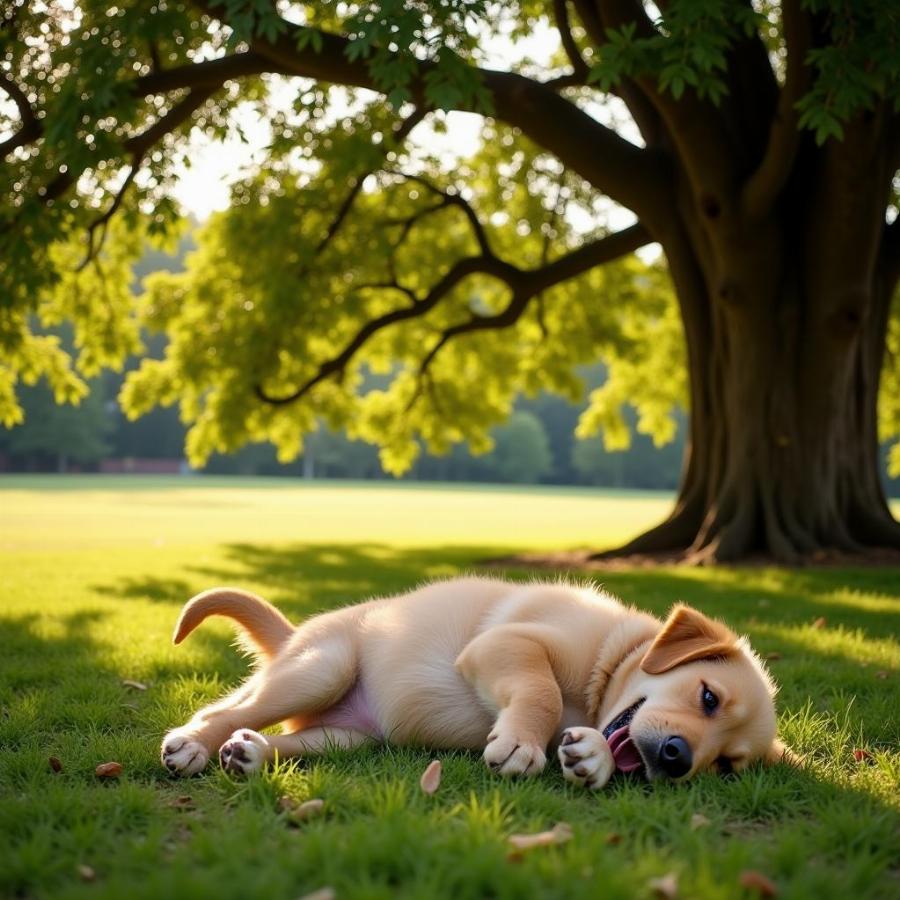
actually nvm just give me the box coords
[594,201,900,564]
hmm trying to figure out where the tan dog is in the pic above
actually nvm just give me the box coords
[161,577,793,787]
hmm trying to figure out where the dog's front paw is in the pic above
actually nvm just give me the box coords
[161,729,210,776]
[219,729,269,775]
[558,727,614,790]
[484,729,547,777]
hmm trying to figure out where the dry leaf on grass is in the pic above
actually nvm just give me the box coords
[811,617,827,629]
[739,870,778,897]
[507,822,573,859]
[77,864,96,882]
[419,759,442,794]
[121,679,147,691]
[690,813,711,830]
[647,872,678,899]
[279,797,325,824]
[297,889,335,900]
[95,761,123,779]
[49,756,63,773]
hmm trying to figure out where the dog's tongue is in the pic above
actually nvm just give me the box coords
[607,725,644,773]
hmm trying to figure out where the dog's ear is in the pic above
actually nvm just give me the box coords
[762,737,802,768]
[640,604,738,674]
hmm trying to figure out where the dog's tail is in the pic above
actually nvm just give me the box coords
[173,587,294,662]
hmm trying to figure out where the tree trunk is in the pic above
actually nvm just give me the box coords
[595,203,900,564]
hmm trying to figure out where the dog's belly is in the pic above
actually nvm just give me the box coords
[311,679,384,739]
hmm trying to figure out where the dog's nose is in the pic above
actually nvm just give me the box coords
[658,735,692,778]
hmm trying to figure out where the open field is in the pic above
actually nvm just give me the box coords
[1,476,898,899]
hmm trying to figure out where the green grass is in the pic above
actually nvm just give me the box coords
[1,476,898,900]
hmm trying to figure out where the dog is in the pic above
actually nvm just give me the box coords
[161,577,794,787]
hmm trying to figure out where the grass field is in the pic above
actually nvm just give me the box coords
[1,476,898,899]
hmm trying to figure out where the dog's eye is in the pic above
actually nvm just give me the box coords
[701,685,719,715]
[716,756,734,776]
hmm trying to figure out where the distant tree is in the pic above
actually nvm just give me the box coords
[3,1,899,560]
[487,411,553,483]
[0,380,111,472]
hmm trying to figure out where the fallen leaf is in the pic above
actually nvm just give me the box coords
[121,679,147,691]
[690,813,711,830]
[852,749,873,763]
[604,832,622,845]
[77,864,96,882]
[739,870,778,897]
[297,889,335,900]
[812,617,827,629]
[648,872,678,899]
[293,799,325,822]
[507,822,573,859]
[419,759,442,795]
[875,670,888,679]
[764,652,782,662]
[95,761,123,779]
[49,756,63,773]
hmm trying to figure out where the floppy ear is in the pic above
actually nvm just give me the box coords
[640,604,738,674]
[762,738,802,768]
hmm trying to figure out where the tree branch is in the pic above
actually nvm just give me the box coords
[304,108,426,270]
[0,71,41,157]
[594,0,738,196]
[741,0,812,219]
[553,0,590,81]
[255,222,650,406]
[131,51,276,96]
[189,1,668,227]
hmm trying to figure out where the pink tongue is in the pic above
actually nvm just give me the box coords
[607,725,644,773]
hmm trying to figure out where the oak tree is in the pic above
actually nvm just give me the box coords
[2,0,899,561]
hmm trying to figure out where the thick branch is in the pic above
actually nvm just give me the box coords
[741,0,811,219]
[256,222,650,406]
[595,0,737,195]
[0,71,41,157]
[131,51,276,96]
[190,1,667,226]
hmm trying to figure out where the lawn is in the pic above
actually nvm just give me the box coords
[1,476,898,900]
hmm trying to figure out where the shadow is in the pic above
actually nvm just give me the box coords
[94,575,194,604]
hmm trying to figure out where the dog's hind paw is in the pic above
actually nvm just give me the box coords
[219,729,269,775]
[161,730,209,776]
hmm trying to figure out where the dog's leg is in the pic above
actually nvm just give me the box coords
[455,625,563,777]
[162,632,357,775]
[218,726,374,774]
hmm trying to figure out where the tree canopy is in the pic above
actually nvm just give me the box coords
[2,1,899,558]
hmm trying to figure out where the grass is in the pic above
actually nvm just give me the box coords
[1,475,898,900]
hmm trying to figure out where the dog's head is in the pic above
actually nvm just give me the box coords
[599,604,795,780]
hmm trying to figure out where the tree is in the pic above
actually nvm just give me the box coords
[0,378,111,472]
[2,1,898,561]
[488,411,553,483]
